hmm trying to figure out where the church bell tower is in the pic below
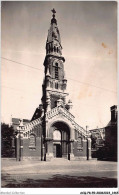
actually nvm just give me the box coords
[42,9,68,113]
[15,9,90,162]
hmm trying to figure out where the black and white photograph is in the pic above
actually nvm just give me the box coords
[1,1,118,193]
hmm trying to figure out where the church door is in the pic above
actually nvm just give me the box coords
[53,144,61,158]
[56,144,61,157]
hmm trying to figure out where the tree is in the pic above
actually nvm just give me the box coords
[1,123,15,157]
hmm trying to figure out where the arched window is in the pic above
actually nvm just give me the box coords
[55,82,58,89]
[77,137,83,149]
[29,134,36,148]
[53,130,61,140]
[55,63,58,79]
[54,46,56,52]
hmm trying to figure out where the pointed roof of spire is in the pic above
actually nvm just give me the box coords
[47,9,61,45]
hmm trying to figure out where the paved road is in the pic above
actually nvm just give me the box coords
[1,158,118,188]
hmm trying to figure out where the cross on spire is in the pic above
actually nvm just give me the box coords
[51,9,57,24]
[51,8,56,14]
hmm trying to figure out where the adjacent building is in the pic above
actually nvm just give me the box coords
[104,105,117,161]
[89,105,117,161]
[89,128,105,158]
[10,118,30,131]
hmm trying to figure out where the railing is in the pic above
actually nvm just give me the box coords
[46,106,75,121]
[73,121,87,136]
[18,117,42,136]
[59,107,75,121]
[46,106,59,119]
[18,106,87,137]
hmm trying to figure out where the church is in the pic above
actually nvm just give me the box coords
[15,9,91,161]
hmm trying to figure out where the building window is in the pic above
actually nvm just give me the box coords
[53,130,61,141]
[55,82,58,89]
[55,63,59,79]
[77,137,83,149]
[54,46,56,52]
[50,82,53,88]
[29,134,36,149]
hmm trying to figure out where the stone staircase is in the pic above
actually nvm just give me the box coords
[18,106,87,138]
[18,117,42,138]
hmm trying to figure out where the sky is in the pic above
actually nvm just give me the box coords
[1,1,117,129]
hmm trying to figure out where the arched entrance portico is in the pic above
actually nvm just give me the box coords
[44,121,73,160]
[52,122,70,158]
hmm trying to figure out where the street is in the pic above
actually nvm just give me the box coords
[1,158,118,188]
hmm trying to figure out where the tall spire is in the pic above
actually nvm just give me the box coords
[42,9,68,112]
[46,9,62,57]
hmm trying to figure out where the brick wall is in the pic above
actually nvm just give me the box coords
[73,140,87,157]
[23,137,42,159]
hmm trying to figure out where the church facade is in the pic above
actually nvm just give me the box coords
[15,10,91,161]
